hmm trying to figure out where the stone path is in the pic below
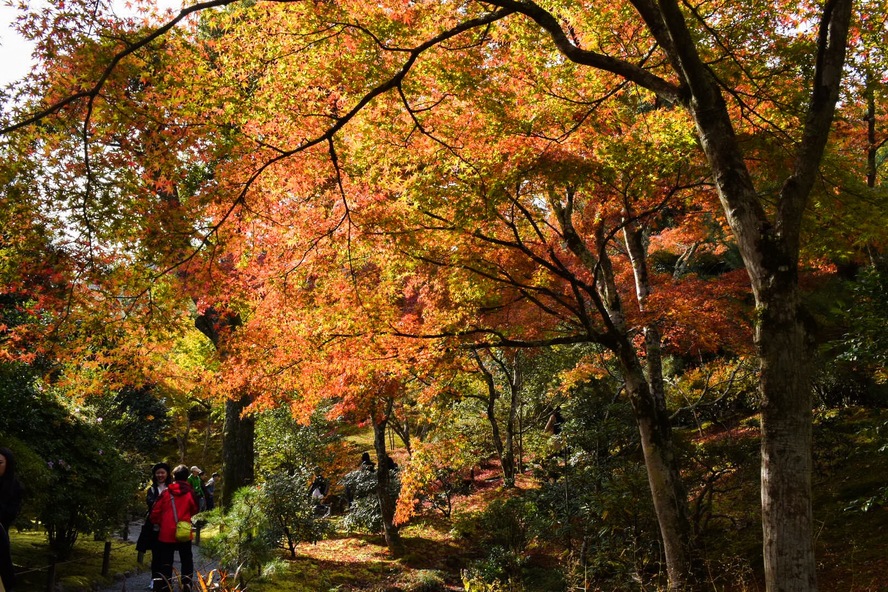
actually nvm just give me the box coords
[98,522,219,592]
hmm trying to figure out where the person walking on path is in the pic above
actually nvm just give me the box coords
[150,465,199,592]
[187,467,205,512]
[0,448,23,592]
[203,473,218,512]
[97,520,218,592]
[137,462,171,587]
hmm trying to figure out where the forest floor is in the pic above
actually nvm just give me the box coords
[10,407,888,592]
[251,407,888,592]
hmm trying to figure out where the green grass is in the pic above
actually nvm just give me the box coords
[341,426,408,453]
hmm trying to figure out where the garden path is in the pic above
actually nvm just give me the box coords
[97,521,219,592]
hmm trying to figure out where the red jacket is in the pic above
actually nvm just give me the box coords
[150,481,199,543]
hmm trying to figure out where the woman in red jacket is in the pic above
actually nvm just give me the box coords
[150,464,199,592]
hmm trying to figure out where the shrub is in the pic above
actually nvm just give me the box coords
[461,546,526,591]
[400,568,448,592]
[475,497,535,555]
[259,470,330,558]
[339,468,400,535]
[40,423,139,558]
[202,473,330,582]
[200,486,283,581]
[396,439,473,522]
[0,364,139,558]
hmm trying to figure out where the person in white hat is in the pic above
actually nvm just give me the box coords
[187,466,205,511]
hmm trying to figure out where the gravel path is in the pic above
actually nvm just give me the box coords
[98,522,219,592]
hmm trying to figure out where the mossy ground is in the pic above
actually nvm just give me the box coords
[9,530,144,592]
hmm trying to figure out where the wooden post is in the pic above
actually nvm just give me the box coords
[101,540,112,576]
[45,555,56,592]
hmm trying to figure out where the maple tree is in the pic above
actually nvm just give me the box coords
[2,0,886,588]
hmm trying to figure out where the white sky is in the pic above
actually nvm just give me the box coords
[0,0,186,87]
[0,4,35,85]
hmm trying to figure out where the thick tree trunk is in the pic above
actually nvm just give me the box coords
[661,0,851,586]
[757,284,815,590]
[372,417,404,556]
[220,395,255,508]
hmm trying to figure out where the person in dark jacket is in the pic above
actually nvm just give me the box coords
[203,472,219,511]
[137,462,171,587]
[308,469,330,516]
[0,447,23,592]
[150,465,199,592]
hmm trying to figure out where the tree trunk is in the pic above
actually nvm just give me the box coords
[473,350,515,486]
[502,391,517,487]
[502,357,521,487]
[548,198,695,589]
[485,393,512,484]
[619,345,694,589]
[220,395,255,508]
[621,218,693,588]
[758,289,815,590]
[195,307,256,510]
[372,416,404,556]
[388,413,412,456]
[656,1,851,587]
[175,419,190,464]
[865,81,878,190]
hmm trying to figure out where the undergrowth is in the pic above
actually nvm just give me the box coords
[9,408,888,591]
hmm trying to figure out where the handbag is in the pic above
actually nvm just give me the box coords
[135,519,157,552]
[169,491,193,543]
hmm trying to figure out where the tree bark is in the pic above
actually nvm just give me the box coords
[865,80,880,190]
[757,286,815,591]
[619,344,693,588]
[628,1,850,588]
[502,374,519,488]
[674,2,851,586]
[372,414,404,556]
[495,351,522,487]
[621,218,694,588]
[220,394,255,508]
[497,5,852,582]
